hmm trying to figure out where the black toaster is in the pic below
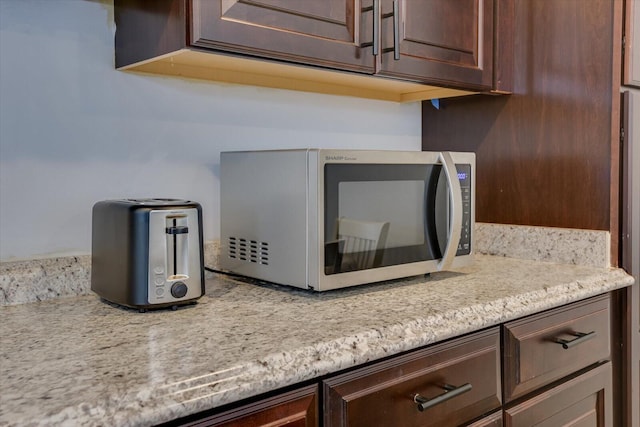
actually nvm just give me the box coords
[91,199,205,311]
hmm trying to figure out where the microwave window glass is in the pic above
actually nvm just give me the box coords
[324,163,445,275]
[338,180,425,247]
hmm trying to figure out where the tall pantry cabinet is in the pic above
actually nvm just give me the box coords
[422,0,638,425]
[622,1,640,426]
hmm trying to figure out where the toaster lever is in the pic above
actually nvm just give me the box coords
[166,226,189,235]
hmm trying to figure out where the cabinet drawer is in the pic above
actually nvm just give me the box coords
[504,362,613,426]
[178,384,318,427]
[503,294,611,402]
[323,328,501,427]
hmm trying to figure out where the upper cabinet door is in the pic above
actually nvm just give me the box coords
[624,0,640,87]
[377,0,494,90]
[191,0,376,73]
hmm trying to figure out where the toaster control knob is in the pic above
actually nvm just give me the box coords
[171,281,188,298]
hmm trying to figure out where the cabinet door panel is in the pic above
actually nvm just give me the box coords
[403,0,479,66]
[191,0,375,72]
[504,363,613,427]
[378,0,494,89]
[220,0,350,42]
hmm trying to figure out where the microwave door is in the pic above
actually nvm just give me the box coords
[432,152,463,271]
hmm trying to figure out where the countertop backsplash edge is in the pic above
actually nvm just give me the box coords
[474,223,610,268]
[0,224,611,305]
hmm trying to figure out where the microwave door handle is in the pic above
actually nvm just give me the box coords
[436,152,463,271]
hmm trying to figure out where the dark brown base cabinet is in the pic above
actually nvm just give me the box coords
[170,293,620,426]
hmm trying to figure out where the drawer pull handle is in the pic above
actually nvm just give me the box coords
[554,331,596,349]
[413,383,472,412]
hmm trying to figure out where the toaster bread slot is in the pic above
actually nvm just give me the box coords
[166,215,189,280]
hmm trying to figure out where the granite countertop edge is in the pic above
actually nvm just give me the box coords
[143,268,633,426]
[0,257,634,427]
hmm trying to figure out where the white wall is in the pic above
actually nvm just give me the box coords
[0,0,422,261]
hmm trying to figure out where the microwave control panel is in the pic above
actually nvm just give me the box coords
[456,164,472,256]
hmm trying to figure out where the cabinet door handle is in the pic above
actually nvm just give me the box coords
[392,0,400,60]
[553,331,596,349]
[381,0,400,60]
[360,0,380,55]
[374,0,380,56]
[413,383,472,412]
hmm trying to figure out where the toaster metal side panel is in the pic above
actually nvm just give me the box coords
[91,201,151,306]
[220,150,309,288]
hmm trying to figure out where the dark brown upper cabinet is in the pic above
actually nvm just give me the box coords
[114,0,513,102]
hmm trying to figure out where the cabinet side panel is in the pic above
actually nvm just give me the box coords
[422,0,620,233]
[114,0,187,68]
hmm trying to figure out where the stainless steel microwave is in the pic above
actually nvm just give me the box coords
[220,149,474,291]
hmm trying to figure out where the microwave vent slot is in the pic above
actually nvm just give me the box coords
[228,237,269,265]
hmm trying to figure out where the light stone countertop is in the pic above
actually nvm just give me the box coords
[0,254,634,427]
